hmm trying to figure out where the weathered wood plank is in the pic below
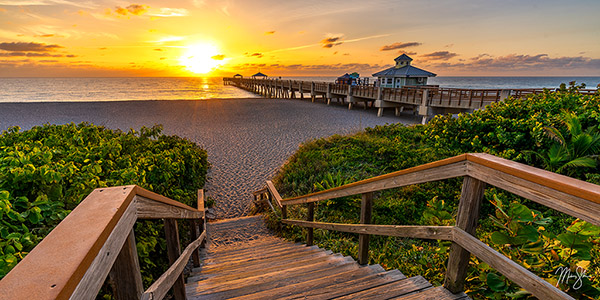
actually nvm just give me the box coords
[444,176,486,293]
[281,160,468,205]
[466,153,600,205]
[195,246,326,274]
[164,219,185,300]
[188,252,340,283]
[198,245,325,269]
[334,275,432,300]
[134,185,201,212]
[453,228,572,300]
[108,229,144,300]
[307,202,315,246]
[358,192,373,265]
[467,162,600,226]
[187,258,360,298]
[227,264,388,300]
[142,231,206,300]
[0,185,137,300]
[274,269,406,300]
[282,220,454,241]
[135,195,204,219]
[391,285,468,300]
[266,180,283,208]
[71,196,138,300]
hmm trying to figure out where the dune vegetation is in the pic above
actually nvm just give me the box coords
[267,83,600,299]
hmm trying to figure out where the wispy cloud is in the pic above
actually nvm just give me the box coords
[264,31,276,35]
[114,4,148,16]
[380,42,421,51]
[0,0,97,8]
[0,41,63,52]
[320,36,343,48]
[421,51,458,60]
[149,8,188,17]
[245,52,263,58]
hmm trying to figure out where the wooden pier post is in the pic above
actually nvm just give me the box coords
[347,85,353,110]
[326,84,332,105]
[418,89,430,124]
[311,82,315,102]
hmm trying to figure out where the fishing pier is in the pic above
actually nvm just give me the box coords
[223,77,545,123]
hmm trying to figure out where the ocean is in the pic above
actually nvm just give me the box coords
[0,76,599,102]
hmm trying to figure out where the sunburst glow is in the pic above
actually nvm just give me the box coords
[179,43,224,74]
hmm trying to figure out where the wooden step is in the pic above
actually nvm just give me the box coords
[187,257,360,299]
[187,215,469,299]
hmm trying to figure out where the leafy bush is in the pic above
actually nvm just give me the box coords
[0,123,208,290]
[268,86,600,299]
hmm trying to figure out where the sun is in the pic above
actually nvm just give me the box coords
[179,43,224,74]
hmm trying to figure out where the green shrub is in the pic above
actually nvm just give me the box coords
[268,87,600,299]
[0,123,209,291]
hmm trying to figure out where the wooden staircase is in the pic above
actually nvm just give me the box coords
[185,216,469,300]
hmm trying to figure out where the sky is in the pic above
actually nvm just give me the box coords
[0,0,599,77]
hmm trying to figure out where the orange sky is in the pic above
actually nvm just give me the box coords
[0,0,599,77]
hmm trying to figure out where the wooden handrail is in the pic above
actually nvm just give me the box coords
[260,153,600,299]
[0,185,206,300]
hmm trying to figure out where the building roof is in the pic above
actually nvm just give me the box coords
[394,54,413,62]
[252,72,268,77]
[372,65,436,78]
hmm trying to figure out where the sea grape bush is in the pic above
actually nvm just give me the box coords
[269,86,600,298]
[0,123,208,288]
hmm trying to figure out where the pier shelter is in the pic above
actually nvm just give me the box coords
[372,54,436,88]
[251,72,268,79]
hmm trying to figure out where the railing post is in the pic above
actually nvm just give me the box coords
[108,229,144,300]
[444,176,486,293]
[306,202,314,246]
[164,219,186,300]
[358,192,373,265]
[189,219,201,268]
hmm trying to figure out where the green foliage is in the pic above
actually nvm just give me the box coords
[267,87,600,299]
[526,111,600,176]
[0,123,208,290]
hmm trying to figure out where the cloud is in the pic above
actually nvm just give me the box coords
[0,0,97,9]
[421,51,458,60]
[211,54,225,60]
[154,48,163,51]
[34,34,58,38]
[0,42,62,52]
[115,4,148,16]
[264,31,276,35]
[245,52,263,58]
[320,36,343,48]
[149,8,188,17]
[380,42,421,51]
[424,53,600,74]
[0,52,62,57]
[398,50,417,56]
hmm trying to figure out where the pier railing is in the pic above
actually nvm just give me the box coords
[254,153,600,299]
[0,185,207,300]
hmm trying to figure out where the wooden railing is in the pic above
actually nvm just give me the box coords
[0,185,207,300]
[255,153,600,300]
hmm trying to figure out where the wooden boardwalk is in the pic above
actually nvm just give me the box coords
[223,77,597,123]
[185,217,469,300]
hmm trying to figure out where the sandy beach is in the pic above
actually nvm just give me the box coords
[0,98,418,219]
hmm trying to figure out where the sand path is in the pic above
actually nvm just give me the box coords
[0,98,418,219]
